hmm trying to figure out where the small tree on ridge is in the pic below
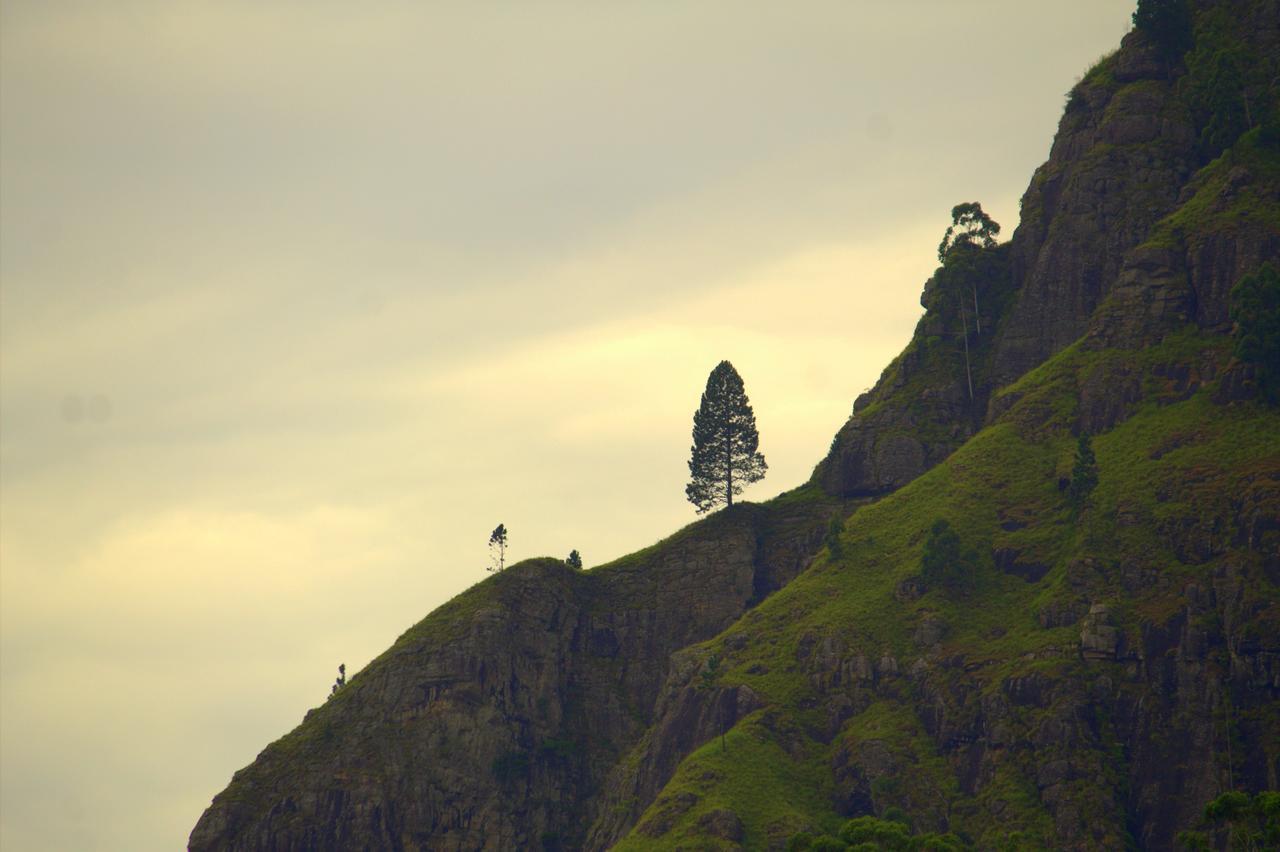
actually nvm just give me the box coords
[488,524,508,572]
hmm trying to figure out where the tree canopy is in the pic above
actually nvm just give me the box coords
[937,202,1001,264]
[1230,262,1280,404]
[1132,0,1194,65]
[488,524,508,572]
[921,518,980,592]
[1068,433,1099,510]
[686,360,767,513]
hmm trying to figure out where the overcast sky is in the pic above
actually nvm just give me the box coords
[0,3,1132,849]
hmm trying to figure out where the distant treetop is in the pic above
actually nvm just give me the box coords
[937,202,1001,264]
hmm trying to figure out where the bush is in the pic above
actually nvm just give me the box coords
[1230,262,1280,404]
[490,750,530,783]
[1132,0,1193,65]
[921,519,980,592]
[825,516,846,559]
[1067,433,1098,510]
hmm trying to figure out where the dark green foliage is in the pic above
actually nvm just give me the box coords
[566,549,583,570]
[937,202,1001,264]
[1178,790,1280,850]
[537,737,579,762]
[841,816,913,849]
[1230,262,1280,404]
[1180,11,1276,160]
[490,749,530,784]
[699,653,721,691]
[825,516,846,559]
[488,523,508,572]
[1132,0,1193,65]
[1184,42,1254,158]
[328,663,346,699]
[789,816,971,851]
[934,203,1002,398]
[920,519,980,592]
[1262,108,1280,150]
[686,361,767,513]
[788,833,849,852]
[1067,433,1099,510]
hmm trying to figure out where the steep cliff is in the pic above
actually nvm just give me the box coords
[600,333,1279,850]
[192,3,1280,849]
[814,0,1279,500]
[189,498,843,851]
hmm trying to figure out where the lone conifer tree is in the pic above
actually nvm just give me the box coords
[686,360,767,513]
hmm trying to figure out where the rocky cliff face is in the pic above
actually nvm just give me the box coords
[815,0,1278,500]
[597,360,1279,849]
[990,29,1200,387]
[193,3,1280,849]
[189,500,841,851]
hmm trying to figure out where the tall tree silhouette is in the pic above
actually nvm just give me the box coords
[488,524,508,572]
[686,361,767,513]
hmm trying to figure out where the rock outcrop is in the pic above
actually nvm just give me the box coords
[189,501,840,851]
[991,30,1199,386]
[192,3,1280,849]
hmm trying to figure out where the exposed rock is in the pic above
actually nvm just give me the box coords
[636,791,698,838]
[913,613,948,648]
[191,8,1280,851]
[992,31,1197,387]
[190,502,837,852]
[818,416,933,497]
[1080,603,1120,661]
[894,577,923,602]
[1213,360,1261,403]
[993,548,1051,584]
[697,808,744,842]
[1039,600,1086,629]
[1086,244,1194,351]
[1187,225,1280,330]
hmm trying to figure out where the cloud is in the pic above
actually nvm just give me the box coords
[0,2,1132,849]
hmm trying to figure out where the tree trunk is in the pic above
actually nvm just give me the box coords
[959,298,974,401]
[725,420,733,507]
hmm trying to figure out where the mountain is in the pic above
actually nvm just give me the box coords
[191,3,1280,849]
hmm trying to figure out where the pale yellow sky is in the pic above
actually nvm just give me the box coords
[0,2,1132,849]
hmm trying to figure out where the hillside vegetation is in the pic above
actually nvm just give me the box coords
[191,2,1279,849]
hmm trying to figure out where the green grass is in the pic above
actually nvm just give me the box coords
[616,320,1280,846]
[613,710,841,851]
[1142,129,1280,251]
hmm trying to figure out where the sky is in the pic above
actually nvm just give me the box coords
[0,3,1132,849]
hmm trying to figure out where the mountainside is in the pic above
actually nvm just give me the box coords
[191,3,1280,850]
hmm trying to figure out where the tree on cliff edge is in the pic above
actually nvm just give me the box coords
[686,361,767,514]
[488,524,508,572]
[1132,0,1193,67]
[937,202,1001,399]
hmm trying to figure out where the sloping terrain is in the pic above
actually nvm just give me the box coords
[192,3,1279,849]
[602,329,1279,850]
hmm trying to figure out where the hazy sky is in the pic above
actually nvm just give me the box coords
[0,3,1131,849]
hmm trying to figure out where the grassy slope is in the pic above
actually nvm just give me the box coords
[612,120,1280,851]
[202,488,846,836]
[613,324,1280,850]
